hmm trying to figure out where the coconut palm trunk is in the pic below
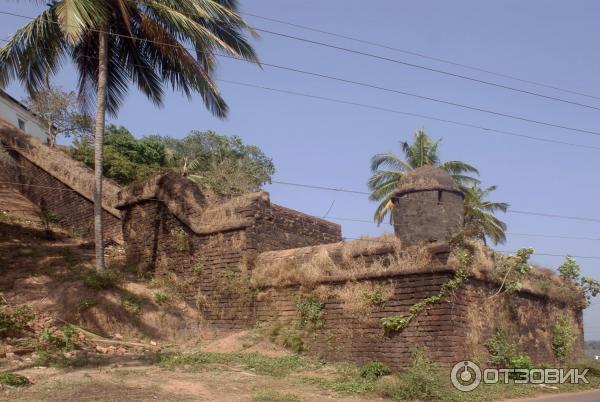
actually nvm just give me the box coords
[93,29,109,272]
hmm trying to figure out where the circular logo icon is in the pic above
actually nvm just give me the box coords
[451,360,482,392]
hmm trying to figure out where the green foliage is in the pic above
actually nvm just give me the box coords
[362,289,387,307]
[253,389,302,402]
[40,325,76,352]
[367,128,480,224]
[554,255,600,307]
[381,245,470,335]
[463,184,509,245]
[485,328,532,372]
[121,293,141,315]
[295,297,324,328]
[268,324,305,353]
[558,256,581,283]
[551,315,576,362]
[165,130,275,195]
[0,304,33,337]
[493,247,534,294]
[378,351,442,401]
[0,372,30,387]
[359,361,391,380]
[70,126,167,185]
[159,352,306,377]
[78,298,97,311]
[153,291,169,305]
[171,227,192,252]
[83,269,118,290]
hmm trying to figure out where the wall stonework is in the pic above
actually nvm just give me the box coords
[118,173,584,369]
[392,166,464,244]
[0,119,123,243]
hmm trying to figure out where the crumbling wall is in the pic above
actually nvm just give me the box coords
[0,119,122,243]
[117,172,583,369]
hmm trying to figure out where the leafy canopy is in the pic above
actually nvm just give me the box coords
[70,126,275,193]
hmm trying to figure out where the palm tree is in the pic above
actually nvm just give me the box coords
[463,185,509,245]
[368,128,479,224]
[0,0,258,271]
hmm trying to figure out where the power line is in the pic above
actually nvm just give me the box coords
[219,79,600,151]
[242,11,600,102]
[265,180,600,223]
[3,12,600,139]
[251,26,600,113]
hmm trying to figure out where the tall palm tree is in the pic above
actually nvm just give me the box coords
[368,128,479,224]
[0,0,259,271]
[463,185,509,245]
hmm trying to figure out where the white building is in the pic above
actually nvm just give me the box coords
[0,89,49,143]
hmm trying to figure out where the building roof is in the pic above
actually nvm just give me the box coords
[392,166,462,197]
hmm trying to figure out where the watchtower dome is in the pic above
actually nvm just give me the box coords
[391,166,464,244]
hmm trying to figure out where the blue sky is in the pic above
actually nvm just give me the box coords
[1,1,599,339]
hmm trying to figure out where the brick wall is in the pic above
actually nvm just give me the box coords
[5,151,122,242]
[118,173,583,370]
[0,119,123,243]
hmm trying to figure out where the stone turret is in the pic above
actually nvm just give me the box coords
[391,166,464,244]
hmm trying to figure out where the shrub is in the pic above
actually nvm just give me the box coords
[121,293,142,314]
[78,298,97,311]
[268,324,304,353]
[362,289,387,307]
[486,328,532,374]
[295,297,324,328]
[0,305,33,337]
[0,372,30,387]
[359,361,391,380]
[83,269,118,290]
[558,256,580,283]
[153,291,169,305]
[171,227,192,252]
[253,389,301,402]
[378,351,441,401]
[551,315,576,362]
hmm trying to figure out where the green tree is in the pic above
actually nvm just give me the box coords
[0,0,258,271]
[463,185,509,245]
[164,130,275,195]
[70,125,168,184]
[24,84,93,147]
[368,128,479,224]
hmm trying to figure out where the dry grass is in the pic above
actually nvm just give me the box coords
[334,282,395,317]
[252,235,433,290]
[195,194,255,232]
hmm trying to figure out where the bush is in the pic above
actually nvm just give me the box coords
[121,293,141,314]
[268,324,304,353]
[83,270,118,290]
[551,315,576,362]
[486,328,532,375]
[359,361,391,380]
[378,351,441,401]
[0,305,33,337]
[153,291,169,305]
[295,297,324,328]
[0,372,30,387]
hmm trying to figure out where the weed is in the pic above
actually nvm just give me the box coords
[362,289,387,307]
[78,298,97,311]
[0,304,33,337]
[121,292,141,314]
[153,291,169,305]
[252,389,302,402]
[377,350,441,401]
[0,372,30,387]
[486,328,532,373]
[159,352,307,377]
[62,249,78,268]
[171,227,192,252]
[551,315,576,362]
[268,324,305,353]
[359,361,391,380]
[83,269,118,290]
[192,260,203,274]
[295,297,324,328]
